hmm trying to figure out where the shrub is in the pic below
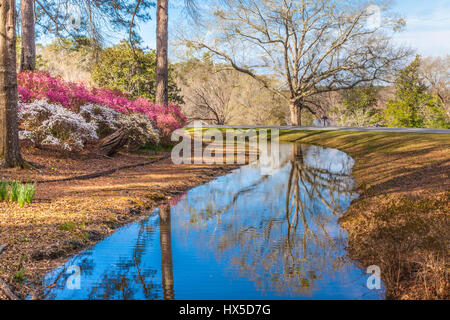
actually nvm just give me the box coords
[79,104,121,138]
[18,71,187,139]
[19,100,98,151]
[118,113,160,150]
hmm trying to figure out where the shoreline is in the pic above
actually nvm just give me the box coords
[1,129,449,300]
[279,130,449,300]
[0,146,238,299]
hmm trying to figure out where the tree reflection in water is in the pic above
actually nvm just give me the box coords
[159,206,174,300]
[42,206,174,300]
[42,143,377,300]
[174,143,357,296]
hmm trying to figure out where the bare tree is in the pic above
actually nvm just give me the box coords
[186,0,410,125]
[177,58,288,125]
[178,63,239,124]
[420,55,450,116]
[20,0,36,72]
[0,0,25,168]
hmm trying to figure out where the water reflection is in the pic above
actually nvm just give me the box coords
[159,206,174,300]
[42,143,381,300]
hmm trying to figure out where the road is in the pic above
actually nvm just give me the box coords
[194,124,450,134]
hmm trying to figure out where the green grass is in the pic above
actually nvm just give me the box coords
[17,183,36,207]
[0,180,37,206]
[0,180,8,201]
[14,268,26,283]
[8,181,20,202]
[59,222,78,231]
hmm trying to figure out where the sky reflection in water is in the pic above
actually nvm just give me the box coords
[43,143,382,300]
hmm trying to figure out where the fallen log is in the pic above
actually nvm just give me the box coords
[0,278,19,300]
[98,129,128,157]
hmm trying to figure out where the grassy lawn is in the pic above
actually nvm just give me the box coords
[279,130,449,299]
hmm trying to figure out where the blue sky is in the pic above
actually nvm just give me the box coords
[135,0,450,58]
[392,0,450,56]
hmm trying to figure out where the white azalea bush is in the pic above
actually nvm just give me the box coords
[118,113,160,150]
[79,104,121,138]
[19,100,98,151]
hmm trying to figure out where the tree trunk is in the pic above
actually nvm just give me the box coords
[0,0,24,168]
[289,101,301,126]
[20,0,35,72]
[98,129,128,157]
[155,0,169,106]
[159,206,174,300]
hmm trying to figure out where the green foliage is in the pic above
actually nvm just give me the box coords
[14,268,26,283]
[59,222,77,231]
[336,85,382,126]
[0,180,37,206]
[92,41,183,104]
[385,56,449,128]
[17,184,37,207]
[342,85,378,113]
[9,182,20,202]
[0,180,8,201]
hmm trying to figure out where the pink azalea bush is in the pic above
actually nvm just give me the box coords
[18,71,186,141]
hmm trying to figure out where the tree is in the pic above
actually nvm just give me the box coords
[155,0,198,106]
[37,37,101,83]
[23,0,155,75]
[419,55,450,118]
[34,0,154,43]
[385,56,449,128]
[0,0,25,168]
[176,58,239,124]
[92,41,183,104]
[332,85,382,126]
[176,57,288,125]
[20,0,36,71]
[156,0,169,106]
[186,0,409,125]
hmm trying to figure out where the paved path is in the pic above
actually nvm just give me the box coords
[195,125,450,134]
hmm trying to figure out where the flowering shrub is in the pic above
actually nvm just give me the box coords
[118,113,160,150]
[19,100,98,151]
[18,71,187,141]
[79,104,121,138]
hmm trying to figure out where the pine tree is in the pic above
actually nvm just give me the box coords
[0,0,26,168]
[385,56,449,128]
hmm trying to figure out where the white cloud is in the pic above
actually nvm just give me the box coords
[393,0,450,56]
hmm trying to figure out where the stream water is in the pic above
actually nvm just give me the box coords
[42,143,382,300]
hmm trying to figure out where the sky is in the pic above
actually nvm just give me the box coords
[134,0,450,58]
[392,0,450,56]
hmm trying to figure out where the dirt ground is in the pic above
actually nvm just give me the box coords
[0,144,237,299]
[279,130,449,300]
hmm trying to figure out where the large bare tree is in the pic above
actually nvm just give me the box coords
[0,0,25,168]
[20,0,36,72]
[186,0,410,125]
